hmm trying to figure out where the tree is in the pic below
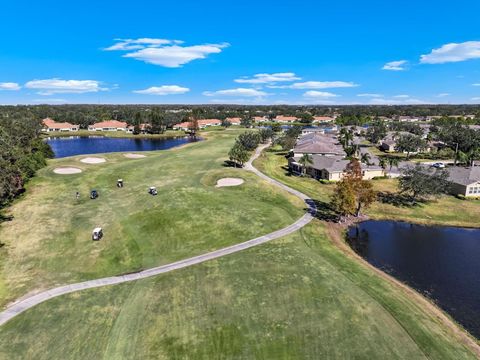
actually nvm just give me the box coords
[298,154,313,176]
[237,132,261,151]
[339,127,354,148]
[271,123,282,133]
[378,157,387,170]
[387,157,400,171]
[360,152,372,165]
[228,142,250,167]
[240,115,252,128]
[221,118,232,128]
[399,164,449,201]
[395,134,426,159]
[366,121,387,144]
[132,124,141,135]
[331,179,357,217]
[259,128,274,143]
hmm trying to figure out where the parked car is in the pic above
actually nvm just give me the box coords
[90,190,99,199]
[432,162,445,168]
[148,186,158,195]
[92,227,103,241]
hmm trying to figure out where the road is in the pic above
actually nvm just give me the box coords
[0,142,316,327]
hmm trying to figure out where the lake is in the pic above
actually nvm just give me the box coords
[46,136,199,158]
[347,220,480,339]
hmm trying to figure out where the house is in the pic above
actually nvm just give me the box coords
[253,116,267,123]
[127,123,151,134]
[274,115,298,123]
[398,116,420,122]
[292,133,346,157]
[288,155,384,181]
[226,117,241,125]
[446,166,480,197]
[301,127,325,136]
[42,118,79,132]
[312,116,335,124]
[88,120,128,131]
[173,119,222,131]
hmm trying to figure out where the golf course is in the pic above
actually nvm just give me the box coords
[0,129,479,359]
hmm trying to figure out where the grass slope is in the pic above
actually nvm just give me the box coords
[0,220,476,359]
[0,130,304,308]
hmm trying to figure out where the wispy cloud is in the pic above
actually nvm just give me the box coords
[133,85,190,95]
[303,91,338,98]
[473,83,480,86]
[269,81,357,89]
[382,60,408,71]
[420,41,480,64]
[393,94,410,98]
[471,97,480,101]
[105,38,229,68]
[370,97,426,105]
[437,93,450,97]
[0,82,21,91]
[234,72,300,84]
[32,98,68,103]
[203,88,268,97]
[357,93,383,98]
[25,79,107,95]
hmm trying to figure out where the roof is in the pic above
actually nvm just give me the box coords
[293,133,345,155]
[313,116,335,122]
[275,115,298,122]
[226,117,241,123]
[90,120,127,128]
[292,155,382,173]
[42,118,78,129]
[446,166,480,186]
[173,119,221,128]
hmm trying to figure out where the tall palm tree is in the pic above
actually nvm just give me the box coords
[360,152,371,165]
[387,157,400,171]
[299,154,313,176]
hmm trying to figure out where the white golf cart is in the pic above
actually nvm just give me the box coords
[148,186,158,196]
[117,179,124,188]
[92,227,103,241]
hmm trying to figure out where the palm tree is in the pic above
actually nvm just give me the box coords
[378,157,387,170]
[298,154,313,176]
[360,152,371,166]
[387,157,400,171]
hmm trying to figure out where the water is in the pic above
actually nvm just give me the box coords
[347,220,480,339]
[46,136,199,158]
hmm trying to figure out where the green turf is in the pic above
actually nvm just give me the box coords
[0,220,476,359]
[0,130,304,308]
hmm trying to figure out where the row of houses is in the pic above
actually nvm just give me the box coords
[42,118,148,133]
[254,115,336,124]
[288,133,384,181]
[172,118,242,131]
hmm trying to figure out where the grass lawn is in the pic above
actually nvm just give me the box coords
[0,129,304,308]
[0,220,477,359]
[255,147,480,227]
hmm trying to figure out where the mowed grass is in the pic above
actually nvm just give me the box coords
[0,220,477,359]
[255,148,480,227]
[0,130,304,308]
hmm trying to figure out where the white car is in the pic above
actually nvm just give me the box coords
[432,162,445,168]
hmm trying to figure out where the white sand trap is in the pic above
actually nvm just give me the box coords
[53,167,82,175]
[216,178,244,188]
[123,153,146,159]
[80,157,106,164]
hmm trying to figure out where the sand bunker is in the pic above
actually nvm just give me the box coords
[123,153,147,159]
[80,157,106,164]
[53,167,82,175]
[216,178,244,187]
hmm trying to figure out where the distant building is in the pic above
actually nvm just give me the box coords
[88,120,128,131]
[312,116,335,123]
[225,117,241,125]
[446,166,480,197]
[173,119,222,131]
[274,115,298,123]
[42,118,79,132]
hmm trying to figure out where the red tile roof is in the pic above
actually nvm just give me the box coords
[42,118,79,129]
[89,120,128,129]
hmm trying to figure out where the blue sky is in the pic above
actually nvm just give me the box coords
[1,0,480,105]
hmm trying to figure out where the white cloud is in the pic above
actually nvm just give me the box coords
[203,88,268,97]
[393,94,410,98]
[382,60,408,71]
[0,82,21,91]
[437,93,450,97]
[234,72,300,84]
[370,98,426,105]
[25,79,106,95]
[32,98,68,104]
[473,83,480,86]
[420,41,480,64]
[357,93,383,98]
[471,97,480,101]
[133,85,190,95]
[106,38,229,68]
[303,91,338,98]
[270,81,358,89]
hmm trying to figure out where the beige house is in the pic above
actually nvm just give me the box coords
[42,118,79,132]
[288,155,384,181]
[292,133,346,157]
[446,166,480,197]
[88,120,128,131]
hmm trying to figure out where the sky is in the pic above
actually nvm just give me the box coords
[1,0,480,105]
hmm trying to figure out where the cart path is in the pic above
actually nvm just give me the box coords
[0,143,316,326]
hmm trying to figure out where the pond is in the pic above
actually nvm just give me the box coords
[46,136,199,158]
[347,220,480,339]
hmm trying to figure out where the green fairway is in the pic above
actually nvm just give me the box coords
[0,220,477,359]
[0,130,304,308]
[254,147,480,227]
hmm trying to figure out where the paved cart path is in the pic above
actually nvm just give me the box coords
[0,143,316,326]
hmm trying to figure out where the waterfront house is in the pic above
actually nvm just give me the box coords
[446,166,480,197]
[88,120,128,131]
[292,133,346,157]
[274,115,298,123]
[312,116,335,123]
[225,117,241,125]
[173,119,222,131]
[42,118,79,132]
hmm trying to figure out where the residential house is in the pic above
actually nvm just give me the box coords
[312,116,335,124]
[42,118,79,132]
[446,166,480,197]
[288,155,384,181]
[88,120,128,131]
[173,119,222,131]
[292,133,346,157]
[226,117,241,125]
[301,127,325,136]
[127,123,151,134]
[274,115,298,123]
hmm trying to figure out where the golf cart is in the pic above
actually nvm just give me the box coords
[92,227,103,241]
[148,186,158,196]
[117,179,124,188]
[90,190,99,199]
